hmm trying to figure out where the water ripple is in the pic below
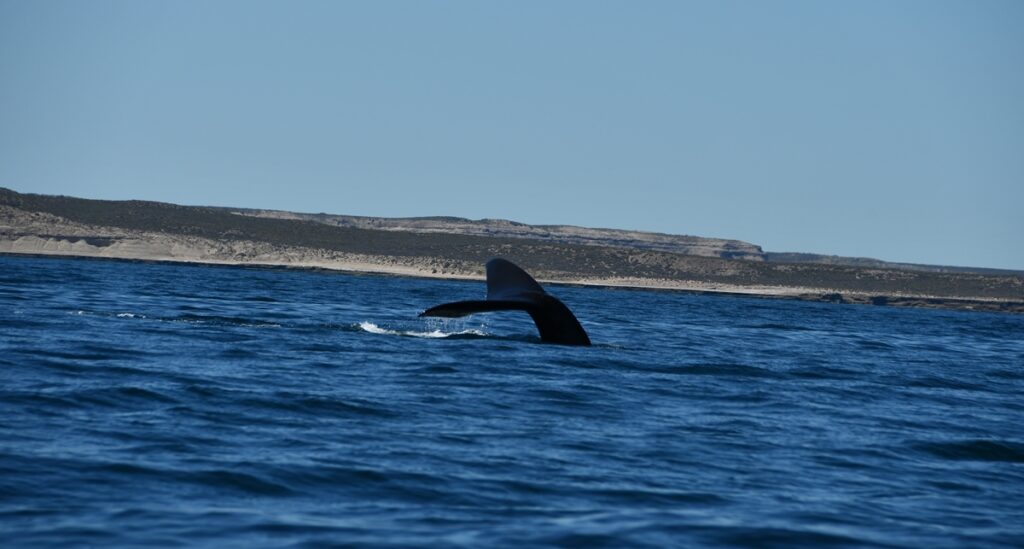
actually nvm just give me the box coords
[2,255,1023,547]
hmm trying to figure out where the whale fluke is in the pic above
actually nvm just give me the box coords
[420,258,591,346]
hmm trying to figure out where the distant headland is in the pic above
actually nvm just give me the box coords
[1,187,1021,313]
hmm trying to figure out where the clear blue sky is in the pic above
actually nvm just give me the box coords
[2,1,1021,269]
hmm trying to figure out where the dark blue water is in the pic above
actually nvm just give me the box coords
[2,255,1022,547]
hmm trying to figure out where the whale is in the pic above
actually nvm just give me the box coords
[420,258,591,346]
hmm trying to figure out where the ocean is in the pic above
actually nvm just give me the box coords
[1,254,1022,547]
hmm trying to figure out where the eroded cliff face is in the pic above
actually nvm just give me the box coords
[0,205,485,278]
[228,210,766,260]
[0,205,260,262]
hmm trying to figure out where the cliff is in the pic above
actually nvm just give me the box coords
[227,208,765,260]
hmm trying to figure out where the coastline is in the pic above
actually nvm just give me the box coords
[4,245,1021,314]
[2,191,1021,314]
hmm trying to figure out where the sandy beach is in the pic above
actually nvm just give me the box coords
[3,230,1020,314]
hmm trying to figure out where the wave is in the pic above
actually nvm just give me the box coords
[81,309,282,328]
[164,314,283,328]
[356,321,487,339]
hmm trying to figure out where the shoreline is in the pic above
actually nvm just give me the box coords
[5,248,1022,314]
[3,192,1022,313]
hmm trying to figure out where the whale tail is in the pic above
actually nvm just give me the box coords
[420,258,591,346]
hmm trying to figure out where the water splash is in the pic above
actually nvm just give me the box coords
[357,320,487,339]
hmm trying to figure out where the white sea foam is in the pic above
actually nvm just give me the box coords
[358,321,486,339]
